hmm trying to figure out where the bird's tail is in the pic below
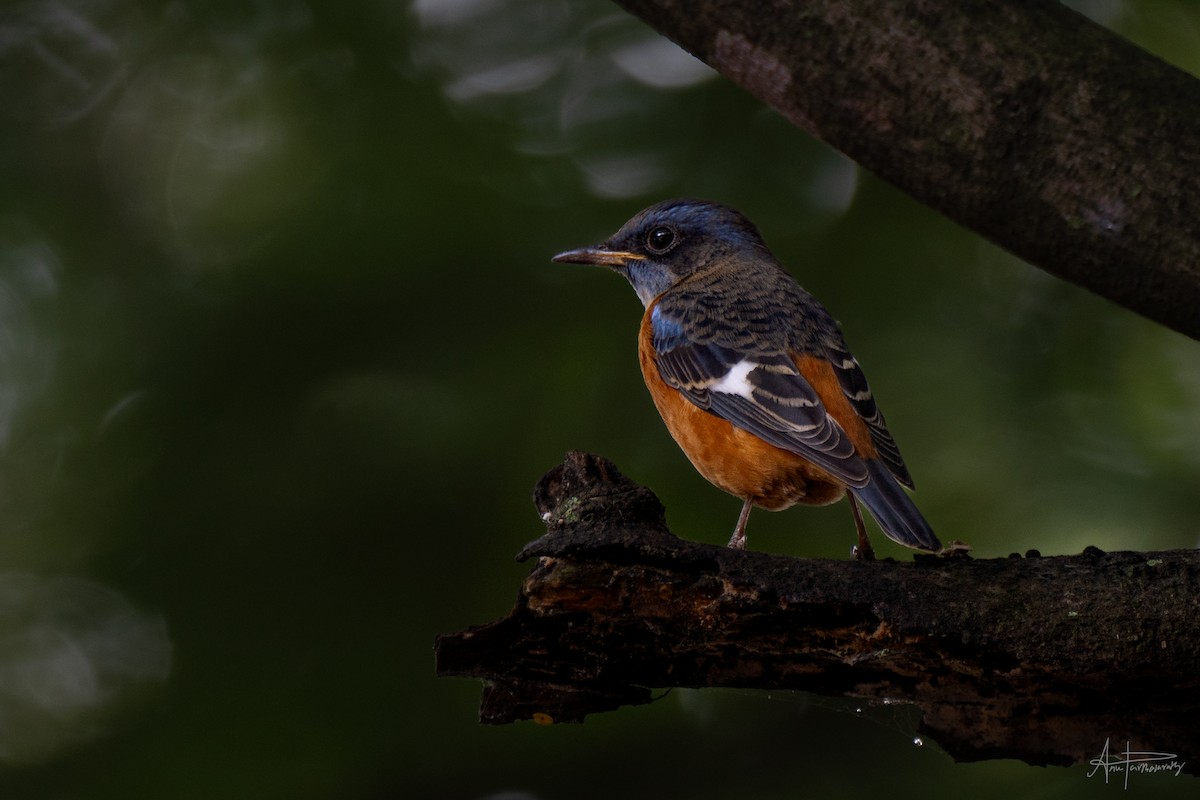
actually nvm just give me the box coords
[849,459,941,552]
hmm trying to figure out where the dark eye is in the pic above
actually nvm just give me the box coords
[646,225,677,254]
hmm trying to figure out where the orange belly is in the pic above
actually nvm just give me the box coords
[637,322,846,511]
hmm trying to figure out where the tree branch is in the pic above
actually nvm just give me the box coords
[608,0,1200,340]
[436,452,1200,772]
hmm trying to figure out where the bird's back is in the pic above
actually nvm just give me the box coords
[653,253,916,491]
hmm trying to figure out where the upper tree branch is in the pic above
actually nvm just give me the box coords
[611,0,1200,339]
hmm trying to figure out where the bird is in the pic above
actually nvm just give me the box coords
[552,198,940,559]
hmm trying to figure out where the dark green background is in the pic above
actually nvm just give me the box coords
[0,0,1197,797]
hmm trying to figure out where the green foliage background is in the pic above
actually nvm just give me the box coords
[0,0,1197,797]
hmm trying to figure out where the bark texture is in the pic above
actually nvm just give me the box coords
[610,0,1200,340]
[436,452,1200,772]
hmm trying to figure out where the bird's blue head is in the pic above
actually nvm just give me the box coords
[553,198,769,307]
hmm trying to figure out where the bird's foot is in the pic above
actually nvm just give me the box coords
[852,539,876,562]
[727,498,753,550]
[846,493,875,560]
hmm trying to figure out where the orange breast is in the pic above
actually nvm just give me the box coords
[637,308,846,511]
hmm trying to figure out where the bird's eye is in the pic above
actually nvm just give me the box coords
[646,225,677,254]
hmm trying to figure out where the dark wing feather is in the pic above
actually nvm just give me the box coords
[650,304,870,489]
[823,339,914,488]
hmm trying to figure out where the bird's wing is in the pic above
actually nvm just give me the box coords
[822,338,914,488]
[649,302,871,489]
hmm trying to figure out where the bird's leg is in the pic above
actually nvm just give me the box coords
[728,498,754,549]
[847,493,876,562]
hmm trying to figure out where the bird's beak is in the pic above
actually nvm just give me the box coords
[552,246,645,268]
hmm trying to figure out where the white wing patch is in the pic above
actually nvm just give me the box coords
[710,359,757,399]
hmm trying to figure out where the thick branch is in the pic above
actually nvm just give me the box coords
[610,0,1200,340]
[436,452,1200,772]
